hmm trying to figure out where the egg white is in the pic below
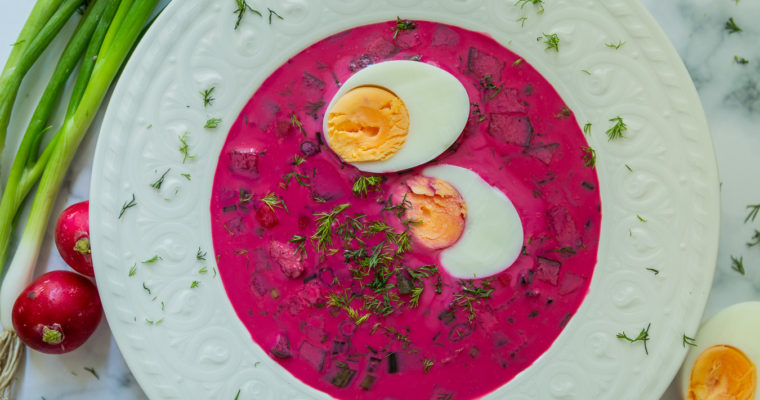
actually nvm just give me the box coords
[679,301,760,399]
[323,60,470,173]
[422,164,524,279]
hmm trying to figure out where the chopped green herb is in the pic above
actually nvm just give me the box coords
[517,16,528,27]
[119,194,137,219]
[234,389,241,400]
[290,113,307,137]
[393,17,417,40]
[199,266,208,274]
[748,231,760,248]
[179,132,195,163]
[151,169,170,190]
[83,367,99,380]
[267,8,283,24]
[542,32,560,52]
[353,175,383,198]
[637,215,647,223]
[479,74,504,100]
[616,323,651,355]
[731,256,745,275]
[582,146,596,167]
[197,247,207,261]
[581,69,591,75]
[305,99,325,120]
[555,106,571,119]
[142,282,151,295]
[606,116,627,141]
[513,58,524,66]
[200,86,216,107]
[292,155,306,166]
[142,255,162,264]
[625,164,633,172]
[745,204,760,223]
[583,122,592,136]
[725,17,742,34]
[423,358,434,373]
[234,0,262,30]
[190,281,200,289]
[646,267,659,275]
[289,234,307,260]
[204,117,222,129]
[261,192,289,213]
[734,55,749,64]
[515,0,544,14]
[312,203,351,253]
[682,334,697,348]
[383,194,412,218]
[128,264,137,277]
[181,173,191,180]
[605,40,625,50]
[409,287,423,308]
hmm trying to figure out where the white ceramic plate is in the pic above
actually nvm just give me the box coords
[90,0,719,399]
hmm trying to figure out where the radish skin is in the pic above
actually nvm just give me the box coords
[55,201,93,277]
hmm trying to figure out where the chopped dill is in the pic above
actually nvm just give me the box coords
[119,194,137,219]
[142,255,162,264]
[352,175,384,198]
[515,0,544,14]
[542,32,560,52]
[747,230,760,248]
[128,264,137,277]
[200,86,215,107]
[605,40,625,50]
[616,323,651,355]
[734,55,749,65]
[745,204,760,223]
[393,17,417,40]
[234,0,262,30]
[196,247,207,261]
[261,192,289,213]
[583,122,592,136]
[204,117,222,129]
[423,358,434,373]
[179,132,195,163]
[190,281,200,289]
[582,146,596,167]
[312,203,350,253]
[605,116,627,141]
[289,235,307,260]
[151,169,170,190]
[290,112,307,137]
[682,334,697,348]
[646,267,659,275]
[637,215,647,223]
[267,8,283,24]
[479,74,504,100]
[725,17,742,34]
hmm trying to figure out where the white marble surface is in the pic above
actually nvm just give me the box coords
[0,0,758,399]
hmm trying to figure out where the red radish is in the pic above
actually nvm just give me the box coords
[54,201,94,277]
[12,270,102,354]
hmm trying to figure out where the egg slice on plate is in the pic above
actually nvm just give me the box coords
[323,60,470,173]
[679,301,760,400]
[397,164,524,279]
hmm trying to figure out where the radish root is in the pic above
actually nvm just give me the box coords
[0,330,23,399]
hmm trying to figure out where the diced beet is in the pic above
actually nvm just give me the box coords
[301,72,326,98]
[256,205,279,229]
[269,241,305,279]
[468,47,504,81]
[432,24,460,47]
[298,341,326,371]
[300,140,320,157]
[365,36,397,60]
[349,54,373,71]
[272,118,296,139]
[448,323,472,342]
[387,353,398,374]
[228,149,259,179]
[271,333,292,358]
[250,274,272,296]
[360,375,376,391]
[224,216,247,236]
[486,88,526,114]
[285,296,306,315]
[488,114,533,147]
[395,270,415,295]
[310,160,347,201]
[525,143,560,165]
[303,315,326,342]
[536,256,561,286]
[547,206,581,249]
[297,281,322,304]
[559,273,585,296]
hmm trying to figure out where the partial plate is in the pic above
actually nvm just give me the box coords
[90,0,719,399]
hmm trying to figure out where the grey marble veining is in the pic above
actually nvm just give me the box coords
[0,0,758,398]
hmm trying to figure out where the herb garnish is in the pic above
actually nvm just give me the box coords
[393,17,417,40]
[142,282,151,295]
[582,147,596,167]
[646,267,659,275]
[142,255,162,264]
[312,203,351,253]
[625,164,633,172]
[383,194,412,218]
[267,8,283,24]
[748,231,760,248]
[290,113,307,137]
[181,173,191,180]
[637,215,647,223]
[583,122,592,136]
[745,204,760,223]
[734,56,749,65]
[353,176,383,198]
[555,106,571,119]
[204,117,222,129]
[513,58,524,66]
[234,0,262,30]
[725,17,742,34]
[682,334,697,347]
[200,86,216,107]
[196,247,207,261]
[289,235,307,260]
[128,264,137,277]
[261,192,289,213]
[190,281,200,289]
[83,367,99,380]
[616,323,651,355]
[605,41,625,50]
[605,116,627,140]
[542,33,560,52]
[479,74,504,100]
[119,194,137,219]
[151,169,170,190]
[179,132,195,163]
[731,256,745,275]
[305,99,325,120]
[515,0,544,14]
[453,280,494,323]
[423,358,434,373]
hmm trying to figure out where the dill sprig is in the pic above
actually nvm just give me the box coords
[616,323,651,355]
[383,194,413,218]
[747,230,760,248]
[479,74,504,100]
[151,169,170,190]
[606,116,627,141]
[289,235,307,260]
[261,192,289,213]
[267,8,283,24]
[423,358,434,373]
[583,122,592,136]
[734,56,749,65]
[119,194,137,219]
[179,132,195,163]
[196,247,207,261]
[542,32,560,52]
[605,41,625,50]
[582,146,596,167]
[200,87,215,107]
[392,17,417,40]
[353,175,384,198]
[682,334,697,348]
[745,204,760,223]
[290,112,306,137]
[234,0,262,30]
[725,17,742,34]
[204,117,222,129]
[408,287,423,308]
[515,0,544,14]
[312,203,350,253]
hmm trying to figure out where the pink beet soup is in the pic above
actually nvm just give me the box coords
[210,21,601,400]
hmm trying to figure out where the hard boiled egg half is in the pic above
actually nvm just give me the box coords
[398,164,524,279]
[323,60,470,173]
[680,301,760,400]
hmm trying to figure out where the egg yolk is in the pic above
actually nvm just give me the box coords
[688,344,757,400]
[326,86,409,162]
[403,176,466,250]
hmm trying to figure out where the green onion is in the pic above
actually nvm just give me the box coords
[0,0,159,390]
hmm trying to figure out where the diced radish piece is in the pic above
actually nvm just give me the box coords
[256,205,279,229]
[467,47,504,81]
[228,149,259,179]
[269,241,305,279]
[488,114,533,147]
[301,72,326,99]
[271,333,292,358]
[524,143,559,165]
[299,341,326,371]
[559,272,586,295]
[535,256,561,286]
